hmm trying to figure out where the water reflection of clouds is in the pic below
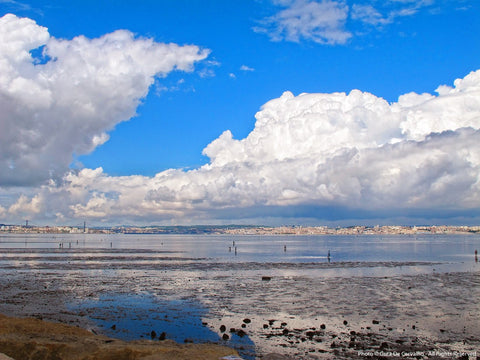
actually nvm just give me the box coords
[69,293,256,360]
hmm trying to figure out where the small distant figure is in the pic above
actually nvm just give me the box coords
[475,249,478,263]
[228,246,231,252]
[235,246,237,255]
[233,240,235,247]
[110,242,113,248]
[327,250,331,263]
[284,245,287,252]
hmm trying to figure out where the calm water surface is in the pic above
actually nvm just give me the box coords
[1,233,479,274]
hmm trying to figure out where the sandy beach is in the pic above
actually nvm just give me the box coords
[0,250,479,359]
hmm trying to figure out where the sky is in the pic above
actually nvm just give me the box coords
[0,0,479,226]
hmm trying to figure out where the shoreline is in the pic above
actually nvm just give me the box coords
[0,313,240,360]
[2,224,480,235]
[0,263,479,359]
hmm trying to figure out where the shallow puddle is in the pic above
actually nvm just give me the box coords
[69,292,256,359]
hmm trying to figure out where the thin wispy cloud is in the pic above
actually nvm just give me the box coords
[253,0,352,45]
[256,0,463,45]
[0,0,32,11]
[240,65,255,72]
[351,4,391,26]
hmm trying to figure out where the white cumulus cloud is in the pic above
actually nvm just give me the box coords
[0,14,209,186]
[4,70,480,224]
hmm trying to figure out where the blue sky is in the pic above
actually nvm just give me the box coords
[1,0,480,225]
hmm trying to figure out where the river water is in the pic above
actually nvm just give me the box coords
[0,233,479,274]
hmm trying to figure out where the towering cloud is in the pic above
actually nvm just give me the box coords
[5,69,480,224]
[0,14,209,186]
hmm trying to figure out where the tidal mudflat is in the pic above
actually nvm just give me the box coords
[0,234,479,359]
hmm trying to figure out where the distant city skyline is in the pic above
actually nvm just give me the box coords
[0,0,480,226]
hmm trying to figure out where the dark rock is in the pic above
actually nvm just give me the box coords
[262,354,291,360]
[237,329,246,337]
[320,324,326,330]
[241,324,246,328]
[263,324,269,329]
[343,320,348,326]
[110,324,116,330]
[268,319,275,325]
[372,320,380,325]
[262,276,272,281]
[243,318,251,324]
[282,328,289,335]
[150,330,156,339]
[331,341,337,348]
[350,330,356,335]
[440,329,445,333]
[222,333,230,341]
[230,328,236,333]
[220,325,226,332]
[159,332,166,341]
[281,322,287,327]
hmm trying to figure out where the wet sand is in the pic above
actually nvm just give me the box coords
[0,313,239,360]
[0,249,479,359]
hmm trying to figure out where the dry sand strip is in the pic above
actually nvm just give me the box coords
[0,313,240,360]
